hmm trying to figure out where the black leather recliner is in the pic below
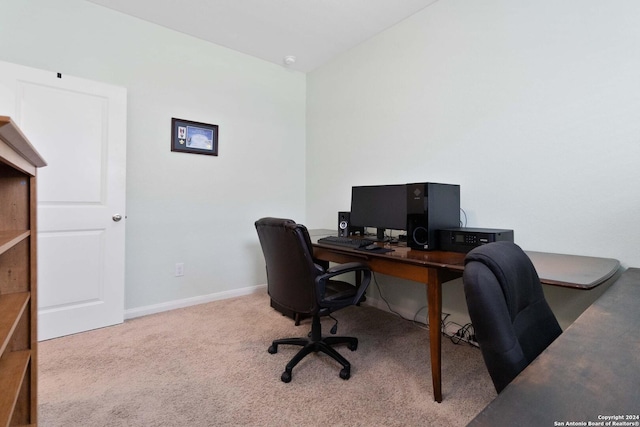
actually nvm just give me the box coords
[463,241,562,393]
[255,217,371,382]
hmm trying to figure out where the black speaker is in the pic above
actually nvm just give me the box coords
[338,211,363,237]
[407,213,430,249]
[406,183,460,250]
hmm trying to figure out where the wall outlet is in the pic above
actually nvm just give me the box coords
[175,262,184,277]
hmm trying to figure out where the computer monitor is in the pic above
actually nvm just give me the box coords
[350,184,407,241]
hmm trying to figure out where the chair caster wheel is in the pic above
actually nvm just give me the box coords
[268,345,277,354]
[339,368,350,380]
[348,342,358,351]
[281,371,292,383]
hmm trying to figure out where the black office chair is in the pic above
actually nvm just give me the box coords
[462,241,562,393]
[255,217,371,382]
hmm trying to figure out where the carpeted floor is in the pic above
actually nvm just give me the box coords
[38,290,495,426]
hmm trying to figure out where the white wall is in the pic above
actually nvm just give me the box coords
[1,0,638,326]
[306,0,640,327]
[0,0,306,312]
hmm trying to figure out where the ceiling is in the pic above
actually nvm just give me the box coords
[86,0,439,72]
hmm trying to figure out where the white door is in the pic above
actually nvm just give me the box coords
[0,60,127,340]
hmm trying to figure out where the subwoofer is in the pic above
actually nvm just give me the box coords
[406,183,460,250]
[407,213,430,249]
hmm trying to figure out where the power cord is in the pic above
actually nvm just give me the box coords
[371,271,479,348]
[371,272,409,322]
[372,272,444,332]
[446,322,478,347]
[460,208,468,227]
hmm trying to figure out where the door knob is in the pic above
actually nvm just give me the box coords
[112,214,123,222]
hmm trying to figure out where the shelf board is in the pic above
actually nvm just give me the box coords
[0,116,47,168]
[0,231,30,256]
[0,293,29,356]
[0,350,30,427]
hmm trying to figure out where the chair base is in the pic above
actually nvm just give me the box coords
[268,316,358,382]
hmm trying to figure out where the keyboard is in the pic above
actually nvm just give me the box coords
[317,235,375,249]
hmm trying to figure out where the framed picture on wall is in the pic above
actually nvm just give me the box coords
[171,118,219,156]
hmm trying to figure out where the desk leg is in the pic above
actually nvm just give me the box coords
[427,269,443,403]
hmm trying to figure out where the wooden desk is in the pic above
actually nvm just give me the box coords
[312,239,620,403]
[314,243,465,403]
[468,268,640,426]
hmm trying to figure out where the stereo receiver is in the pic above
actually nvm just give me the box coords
[439,227,514,253]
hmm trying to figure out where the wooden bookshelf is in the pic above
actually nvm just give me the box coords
[0,116,46,427]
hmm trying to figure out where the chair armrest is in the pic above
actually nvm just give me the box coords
[325,262,370,276]
[316,262,372,307]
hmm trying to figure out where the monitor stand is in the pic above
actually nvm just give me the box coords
[372,228,390,242]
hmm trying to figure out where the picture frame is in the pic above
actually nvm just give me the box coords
[171,118,219,156]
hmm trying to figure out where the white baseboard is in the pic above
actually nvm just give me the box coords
[124,284,268,320]
[124,287,431,327]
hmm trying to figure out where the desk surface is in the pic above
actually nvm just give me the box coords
[526,251,620,289]
[468,268,640,426]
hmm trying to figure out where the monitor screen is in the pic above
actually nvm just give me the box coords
[350,184,407,232]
